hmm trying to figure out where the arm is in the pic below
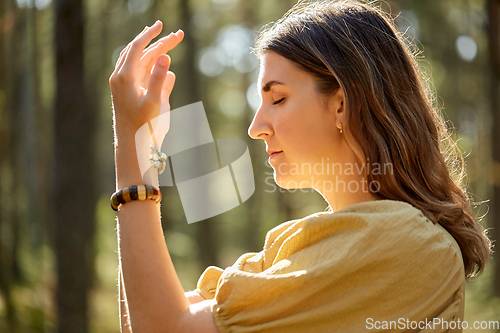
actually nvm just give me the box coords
[115,133,218,333]
[186,290,207,305]
[118,266,132,332]
[110,21,219,333]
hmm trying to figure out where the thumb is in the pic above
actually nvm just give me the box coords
[147,54,170,104]
[160,71,176,115]
[162,71,176,99]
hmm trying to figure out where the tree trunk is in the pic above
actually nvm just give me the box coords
[177,0,219,269]
[54,0,96,331]
[0,0,20,330]
[487,0,500,297]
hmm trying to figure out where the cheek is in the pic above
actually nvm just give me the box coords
[275,108,312,142]
[277,122,310,158]
[278,115,334,160]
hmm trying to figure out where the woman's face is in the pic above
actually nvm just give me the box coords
[248,51,353,190]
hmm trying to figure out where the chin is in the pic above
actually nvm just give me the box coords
[274,172,308,190]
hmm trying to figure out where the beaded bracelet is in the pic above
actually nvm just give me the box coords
[110,185,162,211]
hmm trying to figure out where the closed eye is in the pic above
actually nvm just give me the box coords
[273,97,285,105]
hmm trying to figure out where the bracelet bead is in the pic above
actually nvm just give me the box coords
[146,185,154,199]
[138,185,147,200]
[110,185,161,211]
[116,190,126,204]
[122,187,131,202]
[111,193,120,210]
[130,186,139,200]
[151,189,158,201]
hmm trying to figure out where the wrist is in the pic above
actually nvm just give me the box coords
[114,126,135,147]
[114,139,160,189]
[114,137,143,188]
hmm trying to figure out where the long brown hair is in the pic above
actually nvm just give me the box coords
[255,0,491,278]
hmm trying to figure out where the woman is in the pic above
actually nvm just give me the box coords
[109,1,492,332]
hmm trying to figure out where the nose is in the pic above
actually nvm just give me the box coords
[248,105,273,140]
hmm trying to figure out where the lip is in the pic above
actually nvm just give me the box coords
[267,150,283,158]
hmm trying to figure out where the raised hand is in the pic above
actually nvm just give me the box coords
[109,21,184,138]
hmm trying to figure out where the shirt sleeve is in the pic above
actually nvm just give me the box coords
[207,217,465,333]
[196,220,301,300]
[196,252,264,300]
[195,266,224,300]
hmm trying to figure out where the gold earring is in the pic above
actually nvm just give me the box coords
[339,123,343,134]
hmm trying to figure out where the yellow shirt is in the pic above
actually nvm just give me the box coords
[196,199,465,332]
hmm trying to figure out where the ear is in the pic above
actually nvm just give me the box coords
[328,87,344,132]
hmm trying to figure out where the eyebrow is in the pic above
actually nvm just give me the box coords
[261,80,284,92]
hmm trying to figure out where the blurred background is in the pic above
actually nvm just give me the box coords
[0,0,499,331]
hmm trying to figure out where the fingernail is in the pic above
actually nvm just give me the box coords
[155,20,161,25]
[159,55,168,66]
[176,29,182,34]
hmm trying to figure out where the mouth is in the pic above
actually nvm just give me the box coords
[267,150,283,158]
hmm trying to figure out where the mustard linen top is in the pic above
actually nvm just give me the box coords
[196,200,465,333]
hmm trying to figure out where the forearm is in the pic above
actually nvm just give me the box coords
[115,134,190,331]
[118,266,133,333]
[109,25,218,332]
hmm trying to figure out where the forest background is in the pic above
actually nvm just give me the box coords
[1,0,500,331]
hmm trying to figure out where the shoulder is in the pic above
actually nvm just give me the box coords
[279,199,464,278]
[305,199,462,255]
[261,210,330,250]
[350,200,463,261]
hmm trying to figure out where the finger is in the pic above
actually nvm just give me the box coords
[158,72,175,115]
[133,25,152,43]
[146,54,171,105]
[142,32,173,55]
[143,29,184,56]
[125,21,163,69]
[115,25,151,70]
[174,29,185,44]
[141,54,171,89]
[159,30,184,55]
[114,44,131,71]
[140,43,165,82]
[162,70,176,99]
[140,30,183,83]
[139,29,184,84]
[161,30,184,54]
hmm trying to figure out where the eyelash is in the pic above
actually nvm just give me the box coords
[273,98,285,105]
